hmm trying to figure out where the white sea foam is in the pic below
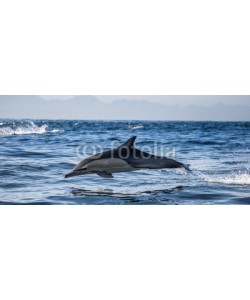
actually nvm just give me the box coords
[128,124,144,129]
[50,129,61,133]
[0,121,63,136]
[197,170,250,186]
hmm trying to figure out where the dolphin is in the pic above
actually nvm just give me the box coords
[65,136,190,179]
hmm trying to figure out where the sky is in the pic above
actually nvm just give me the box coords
[0,95,249,120]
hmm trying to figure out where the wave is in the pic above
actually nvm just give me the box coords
[71,185,184,199]
[0,121,63,136]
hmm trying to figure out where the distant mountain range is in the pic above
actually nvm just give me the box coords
[0,95,249,120]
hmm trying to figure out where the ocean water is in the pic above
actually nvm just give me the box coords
[0,120,249,205]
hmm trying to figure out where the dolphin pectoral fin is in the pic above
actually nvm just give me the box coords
[96,171,114,178]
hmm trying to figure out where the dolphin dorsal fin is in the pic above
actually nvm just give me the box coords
[119,136,137,149]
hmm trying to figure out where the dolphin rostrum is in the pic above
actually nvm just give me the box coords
[65,136,190,179]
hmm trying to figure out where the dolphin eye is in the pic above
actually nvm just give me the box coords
[81,168,87,171]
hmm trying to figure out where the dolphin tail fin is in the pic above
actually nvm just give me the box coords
[183,164,191,171]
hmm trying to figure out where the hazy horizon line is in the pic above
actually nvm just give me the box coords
[1,118,249,122]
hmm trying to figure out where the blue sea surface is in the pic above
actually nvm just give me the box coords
[0,120,249,205]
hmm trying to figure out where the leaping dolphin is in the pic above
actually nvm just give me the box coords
[65,136,190,179]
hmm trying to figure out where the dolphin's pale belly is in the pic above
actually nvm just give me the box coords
[86,158,138,173]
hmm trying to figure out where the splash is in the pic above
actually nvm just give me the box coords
[0,121,63,136]
[196,170,250,186]
[50,129,61,133]
[128,124,144,129]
